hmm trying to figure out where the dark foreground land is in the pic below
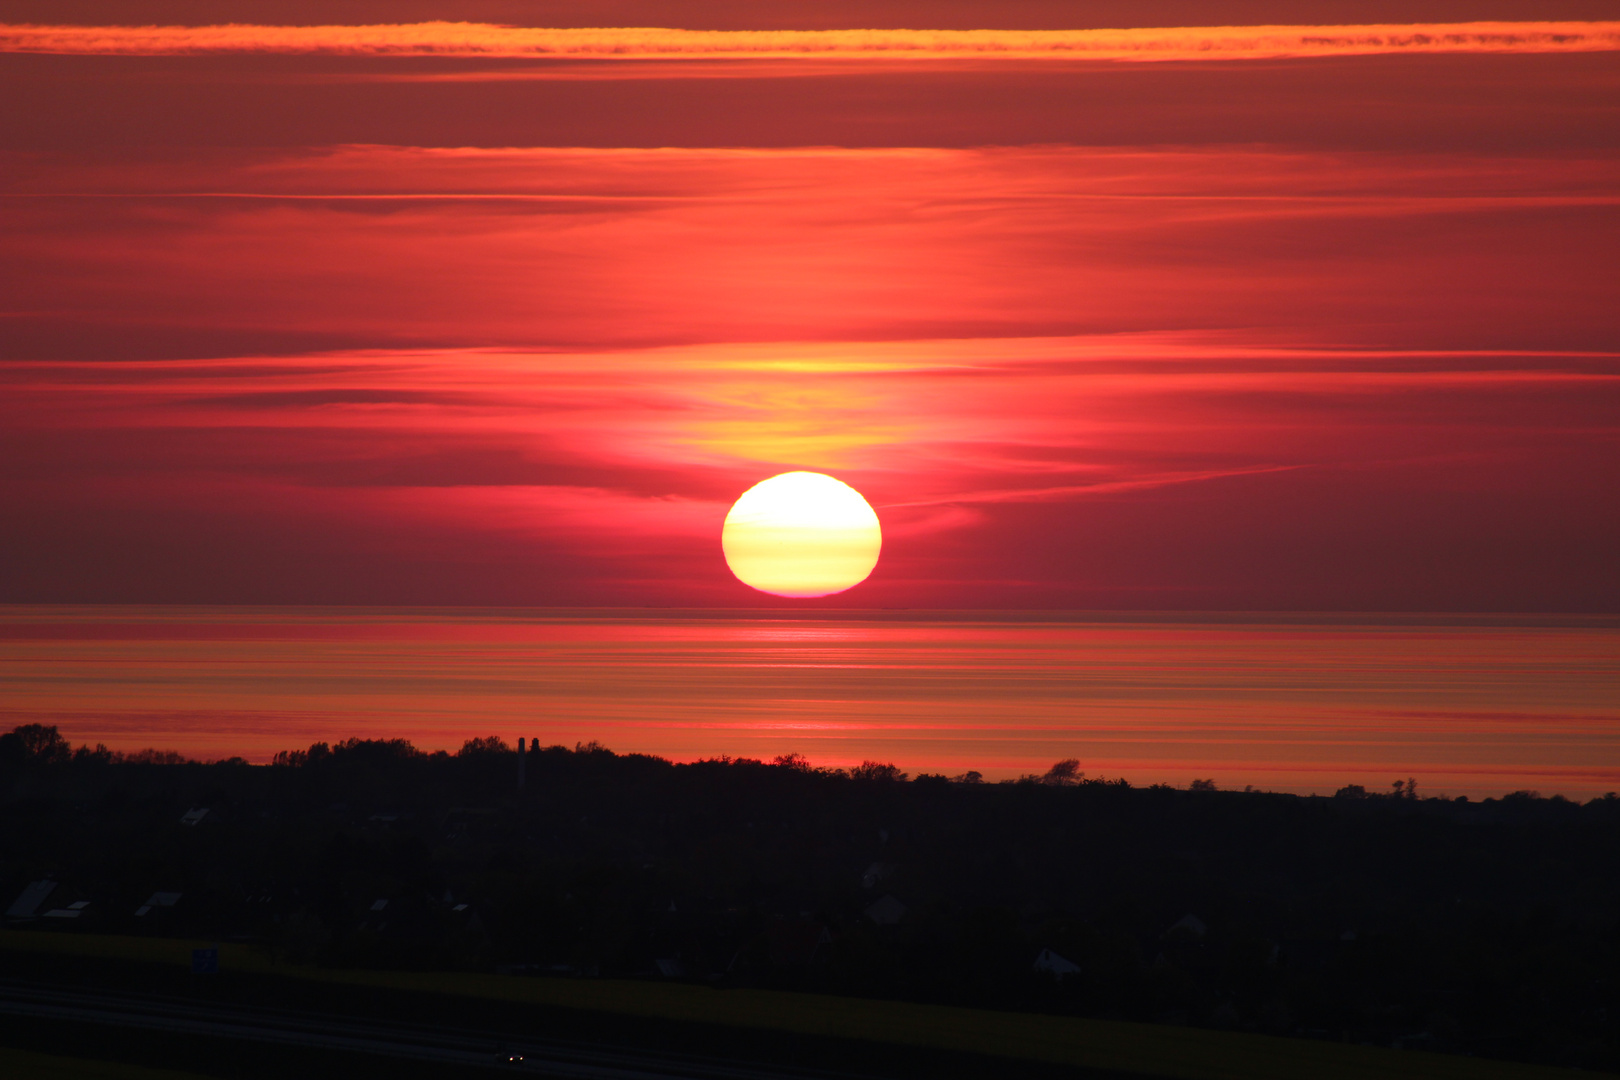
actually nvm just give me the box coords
[2,726,1619,1078]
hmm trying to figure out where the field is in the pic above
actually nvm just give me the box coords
[0,928,1581,1080]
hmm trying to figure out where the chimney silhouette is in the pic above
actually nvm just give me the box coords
[517,737,526,788]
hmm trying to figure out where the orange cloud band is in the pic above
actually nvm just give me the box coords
[1,22,1617,61]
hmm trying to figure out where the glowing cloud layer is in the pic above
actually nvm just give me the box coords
[2,32,1617,613]
[2,21,1617,61]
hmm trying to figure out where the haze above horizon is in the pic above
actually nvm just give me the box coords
[4,606,1617,799]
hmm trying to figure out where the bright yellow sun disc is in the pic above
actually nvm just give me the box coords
[722,472,882,598]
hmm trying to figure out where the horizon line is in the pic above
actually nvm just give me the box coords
[2,604,1617,625]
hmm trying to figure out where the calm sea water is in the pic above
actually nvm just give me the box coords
[2,607,1617,797]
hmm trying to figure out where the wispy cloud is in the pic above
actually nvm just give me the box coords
[2,22,1616,62]
[4,143,1618,610]
[882,465,1307,508]
[8,145,1618,359]
[4,336,1616,607]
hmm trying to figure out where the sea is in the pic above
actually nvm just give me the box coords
[2,607,1617,798]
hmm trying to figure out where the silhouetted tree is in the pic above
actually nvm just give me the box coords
[1043,759,1084,786]
[0,723,72,766]
[334,737,424,763]
[116,748,194,765]
[72,742,114,765]
[457,736,510,757]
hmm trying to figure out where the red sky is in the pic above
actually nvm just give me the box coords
[2,2,1617,611]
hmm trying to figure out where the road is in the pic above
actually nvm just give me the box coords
[0,979,877,1079]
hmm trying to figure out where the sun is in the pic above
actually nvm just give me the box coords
[722,472,882,598]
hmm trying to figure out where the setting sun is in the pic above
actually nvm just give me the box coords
[721,472,882,597]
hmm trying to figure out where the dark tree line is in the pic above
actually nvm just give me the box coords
[3,724,1620,1073]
